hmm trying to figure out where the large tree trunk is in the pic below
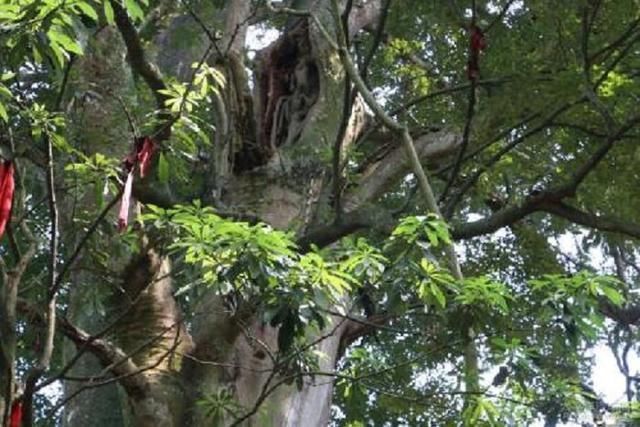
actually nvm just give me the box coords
[172,3,358,425]
[61,2,459,426]
[178,3,375,425]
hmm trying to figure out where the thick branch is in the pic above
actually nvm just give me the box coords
[110,0,168,110]
[543,203,640,240]
[58,318,147,398]
[346,0,383,39]
[297,206,394,251]
[312,126,640,247]
[452,196,640,242]
[222,0,254,55]
[16,300,148,399]
[344,129,461,211]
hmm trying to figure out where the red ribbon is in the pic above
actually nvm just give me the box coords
[0,160,15,239]
[118,171,135,232]
[137,137,156,178]
[470,25,486,52]
[117,137,156,232]
[467,24,486,81]
[9,400,23,427]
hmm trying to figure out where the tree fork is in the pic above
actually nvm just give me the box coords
[327,0,480,398]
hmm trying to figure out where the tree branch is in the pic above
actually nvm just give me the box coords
[442,99,582,217]
[110,0,167,110]
[452,188,640,242]
[16,299,148,399]
[439,73,477,210]
[327,0,477,395]
[297,206,394,251]
[543,203,640,241]
[22,133,60,427]
[344,129,461,211]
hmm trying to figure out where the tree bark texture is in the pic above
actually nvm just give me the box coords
[60,2,460,426]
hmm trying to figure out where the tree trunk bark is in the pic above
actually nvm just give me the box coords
[62,2,458,426]
[178,4,362,424]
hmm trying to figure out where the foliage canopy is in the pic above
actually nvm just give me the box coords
[1,0,640,426]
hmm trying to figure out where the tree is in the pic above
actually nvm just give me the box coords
[1,0,640,425]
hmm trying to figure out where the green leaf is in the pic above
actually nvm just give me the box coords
[0,102,7,122]
[125,0,144,21]
[48,30,83,55]
[94,181,104,209]
[157,152,169,183]
[47,42,66,69]
[430,281,446,308]
[103,1,115,24]
[600,284,623,306]
[76,2,98,21]
[419,257,436,275]
[0,85,12,98]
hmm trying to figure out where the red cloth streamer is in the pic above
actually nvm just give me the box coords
[0,160,15,239]
[470,25,487,51]
[117,137,157,232]
[118,171,134,232]
[467,24,486,81]
[9,400,23,427]
[137,137,156,179]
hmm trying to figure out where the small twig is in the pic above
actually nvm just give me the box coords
[21,132,59,427]
[359,0,391,84]
[182,1,223,57]
[36,268,177,392]
[54,55,75,110]
[439,0,482,209]
[45,327,181,419]
[434,111,540,177]
[442,99,582,217]
[439,74,477,211]
[51,188,123,296]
